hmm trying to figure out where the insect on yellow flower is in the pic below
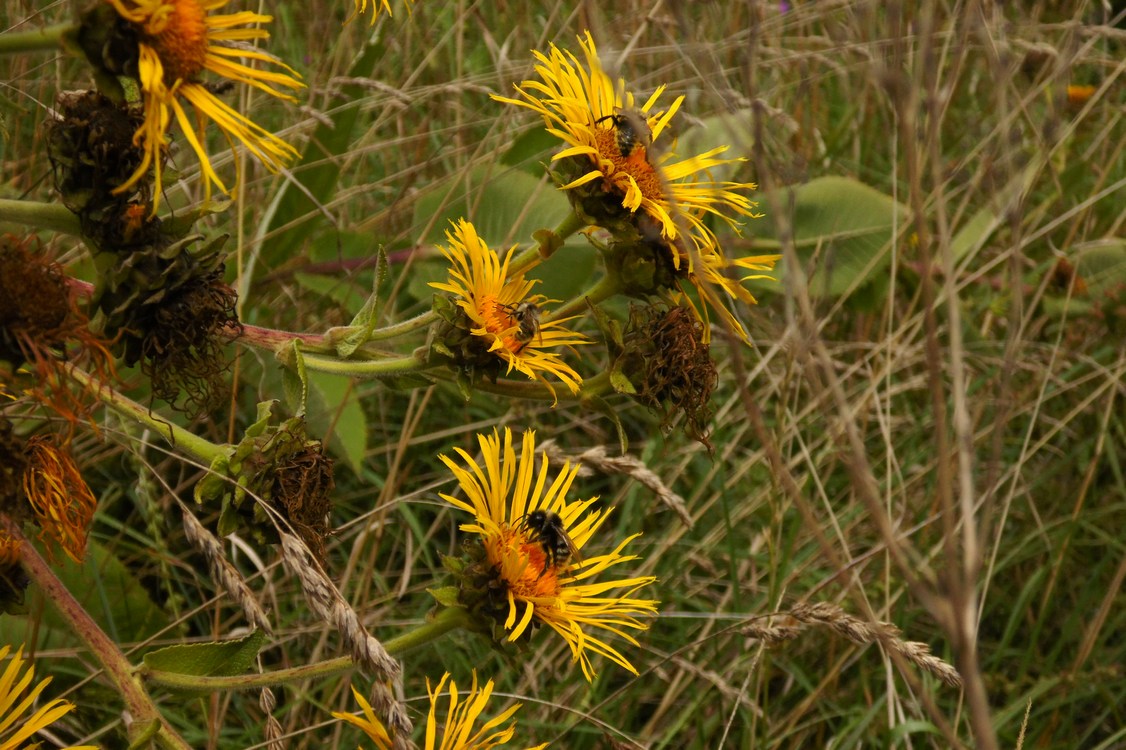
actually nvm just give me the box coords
[429,219,588,401]
[440,428,658,681]
[492,31,780,341]
[105,0,305,211]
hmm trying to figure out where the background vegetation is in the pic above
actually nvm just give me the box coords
[2,0,1124,748]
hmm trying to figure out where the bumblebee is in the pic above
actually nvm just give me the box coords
[595,109,653,158]
[517,509,581,576]
[501,301,541,348]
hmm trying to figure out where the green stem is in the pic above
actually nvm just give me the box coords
[295,350,432,378]
[0,23,71,54]
[6,520,191,750]
[143,607,472,692]
[0,199,81,236]
[508,209,591,276]
[355,310,439,341]
[69,368,226,465]
[552,209,589,242]
[547,272,624,322]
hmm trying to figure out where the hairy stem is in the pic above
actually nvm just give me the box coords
[6,519,191,750]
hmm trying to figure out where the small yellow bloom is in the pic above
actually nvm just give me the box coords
[429,219,587,400]
[0,644,97,750]
[22,436,98,564]
[333,671,546,750]
[440,428,658,681]
[106,0,304,212]
[350,0,413,24]
[492,31,780,340]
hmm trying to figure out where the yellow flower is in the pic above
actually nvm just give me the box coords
[491,31,780,340]
[440,428,658,680]
[106,0,304,211]
[429,219,587,400]
[22,435,98,564]
[333,671,547,750]
[0,644,97,750]
[350,0,413,23]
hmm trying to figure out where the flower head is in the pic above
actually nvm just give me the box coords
[492,31,780,340]
[429,220,587,400]
[440,428,658,680]
[0,644,96,749]
[333,671,546,750]
[105,0,304,211]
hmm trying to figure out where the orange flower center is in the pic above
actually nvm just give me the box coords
[491,525,563,598]
[479,296,525,354]
[143,0,210,83]
[593,126,664,201]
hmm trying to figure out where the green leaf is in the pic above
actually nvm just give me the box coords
[305,371,367,476]
[427,587,462,608]
[143,630,268,696]
[765,176,909,298]
[279,341,309,418]
[413,165,573,248]
[949,204,1000,261]
[257,39,387,277]
[332,248,390,358]
[1076,239,1126,300]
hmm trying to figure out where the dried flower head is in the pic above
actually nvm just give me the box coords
[22,435,99,564]
[614,304,718,448]
[195,403,334,563]
[0,236,115,427]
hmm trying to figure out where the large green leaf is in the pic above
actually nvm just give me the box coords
[412,165,596,302]
[763,176,909,298]
[306,371,368,477]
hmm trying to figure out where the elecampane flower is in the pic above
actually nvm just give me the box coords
[491,31,780,340]
[333,672,546,750]
[440,428,658,680]
[0,644,96,750]
[107,0,304,211]
[429,219,587,399]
